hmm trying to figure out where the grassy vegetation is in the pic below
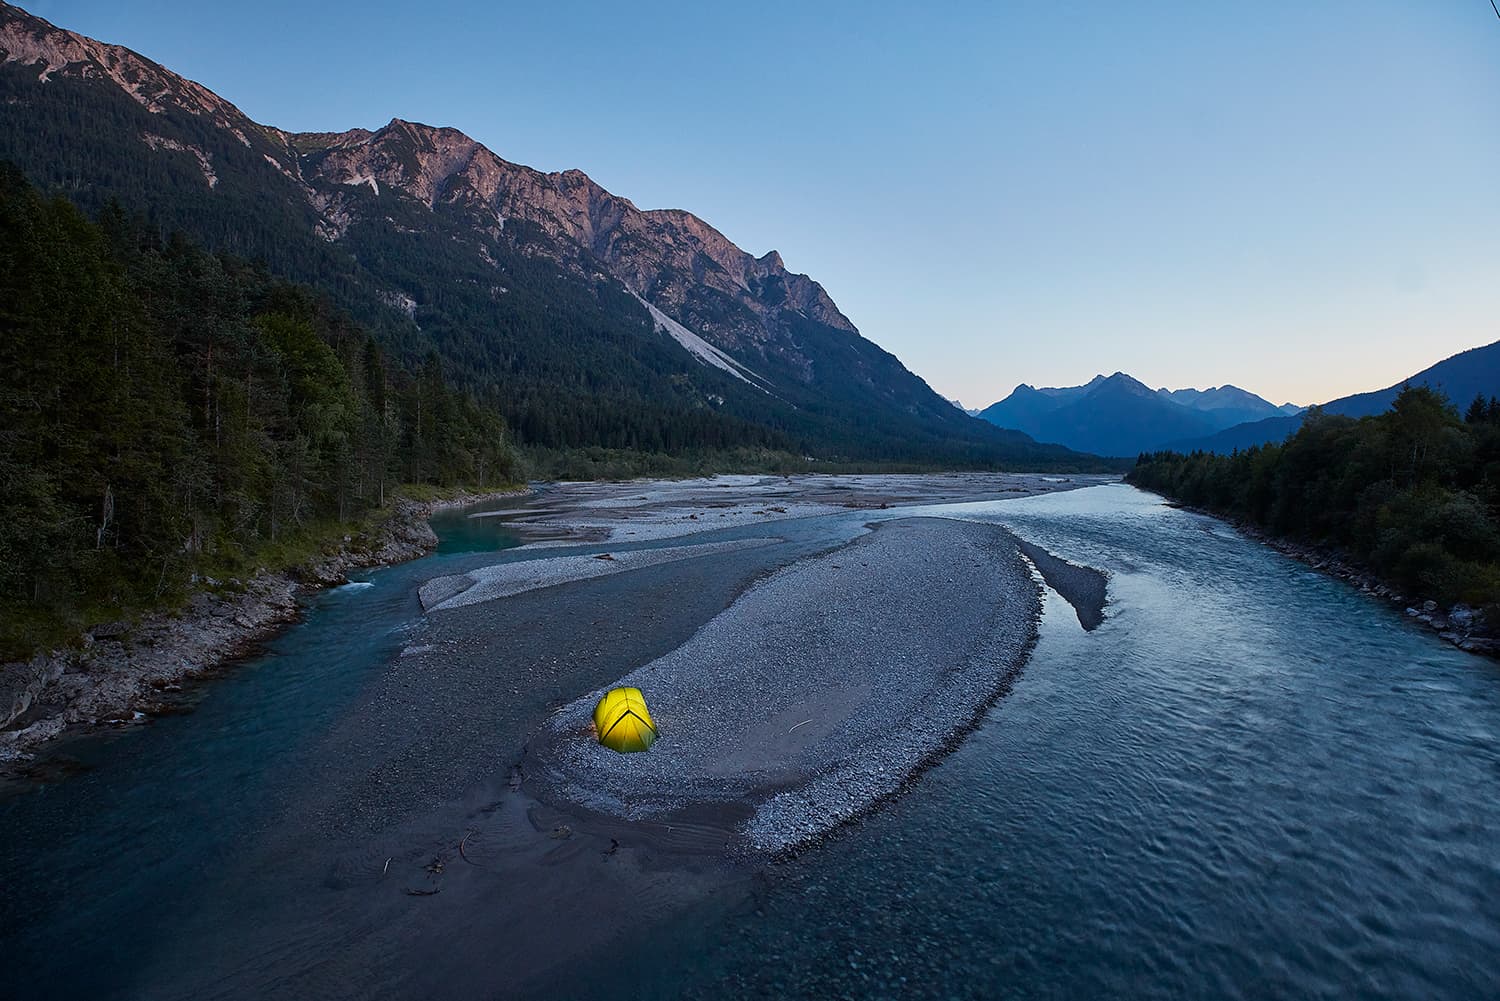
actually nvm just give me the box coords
[381,481,525,505]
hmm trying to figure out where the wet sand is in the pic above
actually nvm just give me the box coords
[118,473,1112,1000]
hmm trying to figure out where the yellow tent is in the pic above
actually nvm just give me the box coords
[593,687,658,753]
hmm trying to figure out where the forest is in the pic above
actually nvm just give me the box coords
[1128,386,1500,613]
[0,166,521,658]
[0,65,1093,472]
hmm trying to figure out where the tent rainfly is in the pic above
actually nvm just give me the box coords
[593,687,657,753]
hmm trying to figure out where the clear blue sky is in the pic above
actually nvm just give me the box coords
[29,0,1500,407]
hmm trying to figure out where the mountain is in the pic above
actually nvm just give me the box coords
[1314,340,1500,419]
[1168,339,1500,454]
[0,2,1087,468]
[1166,413,1303,455]
[978,373,1293,457]
[1156,385,1302,428]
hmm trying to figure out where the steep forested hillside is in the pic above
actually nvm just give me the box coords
[0,166,519,657]
[0,2,1094,470]
[0,61,796,460]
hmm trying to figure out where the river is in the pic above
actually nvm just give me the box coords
[3,483,1497,999]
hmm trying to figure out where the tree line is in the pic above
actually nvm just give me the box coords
[0,165,520,658]
[0,71,1098,472]
[1128,385,1500,612]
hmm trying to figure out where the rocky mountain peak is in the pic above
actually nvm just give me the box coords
[1095,372,1154,397]
[0,0,1073,467]
[2,0,858,356]
[301,116,486,208]
[0,3,260,145]
[287,115,857,347]
[1,0,857,369]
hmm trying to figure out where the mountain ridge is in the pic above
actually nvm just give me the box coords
[0,1,1089,467]
[978,372,1294,457]
[1167,339,1500,454]
[0,1,852,345]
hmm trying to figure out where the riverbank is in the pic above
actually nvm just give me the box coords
[99,474,1106,1000]
[0,486,529,771]
[1146,494,1498,657]
[1238,522,1497,656]
[497,471,1111,545]
[8,480,1499,1001]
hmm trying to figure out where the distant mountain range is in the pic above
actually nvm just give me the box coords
[977,373,1301,457]
[0,2,1094,469]
[1168,339,1500,454]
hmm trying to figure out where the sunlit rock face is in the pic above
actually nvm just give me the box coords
[0,0,1015,447]
[292,116,857,363]
[1,0,855,376]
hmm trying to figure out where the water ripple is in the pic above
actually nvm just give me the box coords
[616,484,1500,1000]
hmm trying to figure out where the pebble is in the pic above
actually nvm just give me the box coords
[526,518,1044,855]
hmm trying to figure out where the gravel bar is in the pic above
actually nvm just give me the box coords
[1014,537,1109,630]
[418,537,779,611]
[525,517,1042,854]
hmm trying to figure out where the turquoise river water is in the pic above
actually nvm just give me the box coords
[3,484,1498,999]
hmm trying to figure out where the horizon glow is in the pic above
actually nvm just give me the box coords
[25,0,1500,409]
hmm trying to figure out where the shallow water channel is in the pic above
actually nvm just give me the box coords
[0,499,527,996]
[592,485,1500,999]
[3,484,1498,999]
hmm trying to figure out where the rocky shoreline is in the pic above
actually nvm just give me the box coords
[0,488,528,771]
[1166,501,1498,658]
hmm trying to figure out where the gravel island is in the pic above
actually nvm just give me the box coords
[6,473,1114,1001]
[526,517,1043,853]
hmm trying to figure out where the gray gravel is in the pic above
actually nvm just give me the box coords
[65,481,1110,1000]
[507,472,1121,545]
[419,537,778,611]
[1014,536,1109,630]
[526,517,1042,853]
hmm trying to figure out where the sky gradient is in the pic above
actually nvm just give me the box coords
[27,0,1500,408]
